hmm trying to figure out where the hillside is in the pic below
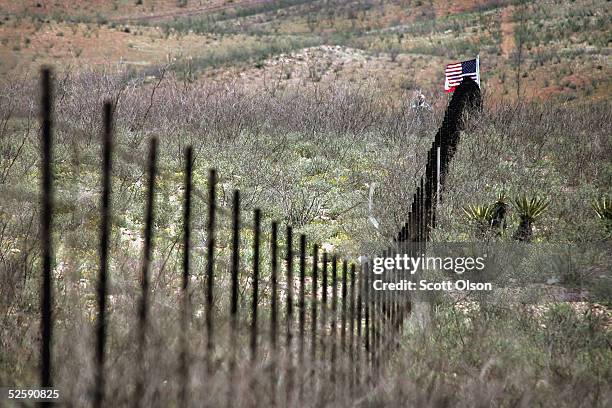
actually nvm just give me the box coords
[0,0,609,102]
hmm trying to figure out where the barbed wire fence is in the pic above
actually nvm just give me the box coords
[36,67,480,406]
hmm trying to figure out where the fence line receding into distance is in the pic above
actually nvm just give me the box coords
[35,67,480,406]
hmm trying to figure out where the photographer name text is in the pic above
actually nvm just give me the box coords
[370,254,492,291]
[373,279,492,291]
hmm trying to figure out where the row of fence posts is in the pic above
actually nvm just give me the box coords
[357,77,482,383]
[36,68,417,406]
[398,76,481,245]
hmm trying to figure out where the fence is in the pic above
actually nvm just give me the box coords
[396,76,481,244]
[35,68,480,406]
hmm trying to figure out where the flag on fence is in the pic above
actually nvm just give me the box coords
[444,56,480,92]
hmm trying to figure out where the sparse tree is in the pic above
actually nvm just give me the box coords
[388,45,400,63]
[513,1,529,100]
[348,9,358,30]
[307,13,317,33]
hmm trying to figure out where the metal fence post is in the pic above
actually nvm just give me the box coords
[39,68,54,394]
[205,169,216,375]
[227,190,240,408]
[94,101,113,408]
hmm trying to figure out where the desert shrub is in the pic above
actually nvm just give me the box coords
[172,35,322,74]
[435,98,611,243]
[374,298,612,408]
[0,66,609,406]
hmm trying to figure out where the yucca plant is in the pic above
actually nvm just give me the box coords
[512,195,549,242]
[491,192,509,233]
[592,197,612,219]
[463,203,495,237]
[463,203,495,221]
[592,197,612,232]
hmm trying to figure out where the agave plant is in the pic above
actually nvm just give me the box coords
[463,204,495,222]
[592,197,612,220]
[512,195,549,242]
[592,197,612,232]
[491,192,509,233]
[463,204,494,237]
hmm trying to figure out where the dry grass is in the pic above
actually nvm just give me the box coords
[0,1,610,402]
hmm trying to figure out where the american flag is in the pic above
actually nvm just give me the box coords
[444,57,480,92]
